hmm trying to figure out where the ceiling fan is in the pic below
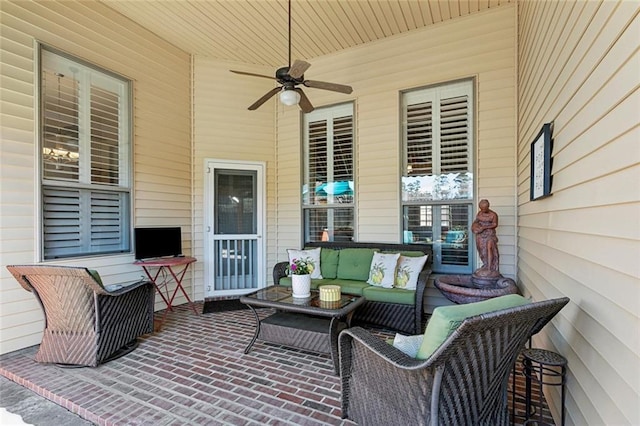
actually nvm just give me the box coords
[230,0,353,113]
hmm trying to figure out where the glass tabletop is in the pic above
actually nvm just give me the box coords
[241,286,361,311]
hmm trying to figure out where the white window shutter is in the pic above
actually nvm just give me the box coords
[401,80,474,274]
[406,101,433,176]
[302,104,355,242]
[440,95,470,173]
[41,49,131,260]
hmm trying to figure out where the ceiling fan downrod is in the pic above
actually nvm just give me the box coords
[287,0,292,69]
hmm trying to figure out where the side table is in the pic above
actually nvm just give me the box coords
[522,348,567,426]
[134,256,199,329]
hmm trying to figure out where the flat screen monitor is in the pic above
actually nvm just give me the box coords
[134,227,182,260]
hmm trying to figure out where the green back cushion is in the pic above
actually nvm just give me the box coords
[88,269,103,286]
[336,248,377,281]
[319,248,340,279]
[382,250,426,258]
[416,294,530,360]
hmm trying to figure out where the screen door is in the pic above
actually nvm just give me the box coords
[205,161,264,297]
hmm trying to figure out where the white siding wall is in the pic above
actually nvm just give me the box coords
[274,5,518,311]
[517,1,639,424]
[191,58,276,301]
[0,0,191,354]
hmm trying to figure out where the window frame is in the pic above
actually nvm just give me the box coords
[400,79,475,274]
[38,45,133,261]
[301,102,355,244]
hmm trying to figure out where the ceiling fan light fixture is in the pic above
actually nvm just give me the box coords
[279,88,300,106]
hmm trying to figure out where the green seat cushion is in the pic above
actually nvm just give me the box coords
[336,248,377,281]
[278,278,369,296]
[319,248,340,279]
[326,279,370,296]
[362,286,415,305]
[416,294,530,360]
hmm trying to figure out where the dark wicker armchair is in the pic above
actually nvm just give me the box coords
[7,265,155,367]
[339,297,569,425]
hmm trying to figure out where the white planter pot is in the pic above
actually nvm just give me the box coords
[291,274,311,298]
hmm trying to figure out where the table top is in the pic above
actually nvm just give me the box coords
[133,256,197,267]
[240,285,365,318]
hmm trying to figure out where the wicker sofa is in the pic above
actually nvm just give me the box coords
[273,241,432,334]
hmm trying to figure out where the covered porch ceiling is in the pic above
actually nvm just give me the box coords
[99,0,513,67]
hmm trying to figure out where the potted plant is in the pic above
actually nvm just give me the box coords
[288,257,314,298]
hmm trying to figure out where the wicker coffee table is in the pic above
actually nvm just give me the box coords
[240,286,365,374]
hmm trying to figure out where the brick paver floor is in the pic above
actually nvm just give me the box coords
[0,302,554,425]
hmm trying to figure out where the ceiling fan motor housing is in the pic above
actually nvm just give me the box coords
[276,67,303,84]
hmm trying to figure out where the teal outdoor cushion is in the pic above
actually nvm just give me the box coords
[336,248,377,281]
[362,286,415,305]
[416,294,530,360]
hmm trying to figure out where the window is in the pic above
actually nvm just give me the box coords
[401,80,474,273]
[40,48,131,260]
[302,103,354,242]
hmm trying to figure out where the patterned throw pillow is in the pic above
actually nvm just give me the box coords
[392,333,424,358]
[366,252,400,288]
[287,247,323,279]
[394,255,428,290]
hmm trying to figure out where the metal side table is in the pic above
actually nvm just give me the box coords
[522,348,567,426]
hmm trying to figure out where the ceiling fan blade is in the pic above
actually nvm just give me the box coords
[248,87,282,110]
[288,60,311,79]
[304,80,353,94]
[230,70,275,80]
[294,88,314,113]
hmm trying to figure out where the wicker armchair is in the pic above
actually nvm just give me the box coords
[7,265,155,367]
[339,297,569,425]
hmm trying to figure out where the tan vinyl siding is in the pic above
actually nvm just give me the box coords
[517,1,639,425]
[275,5,517,310]
[191,57,276,301]
[0,0,191,354]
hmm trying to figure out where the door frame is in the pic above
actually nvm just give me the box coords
[203,159,266,298]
